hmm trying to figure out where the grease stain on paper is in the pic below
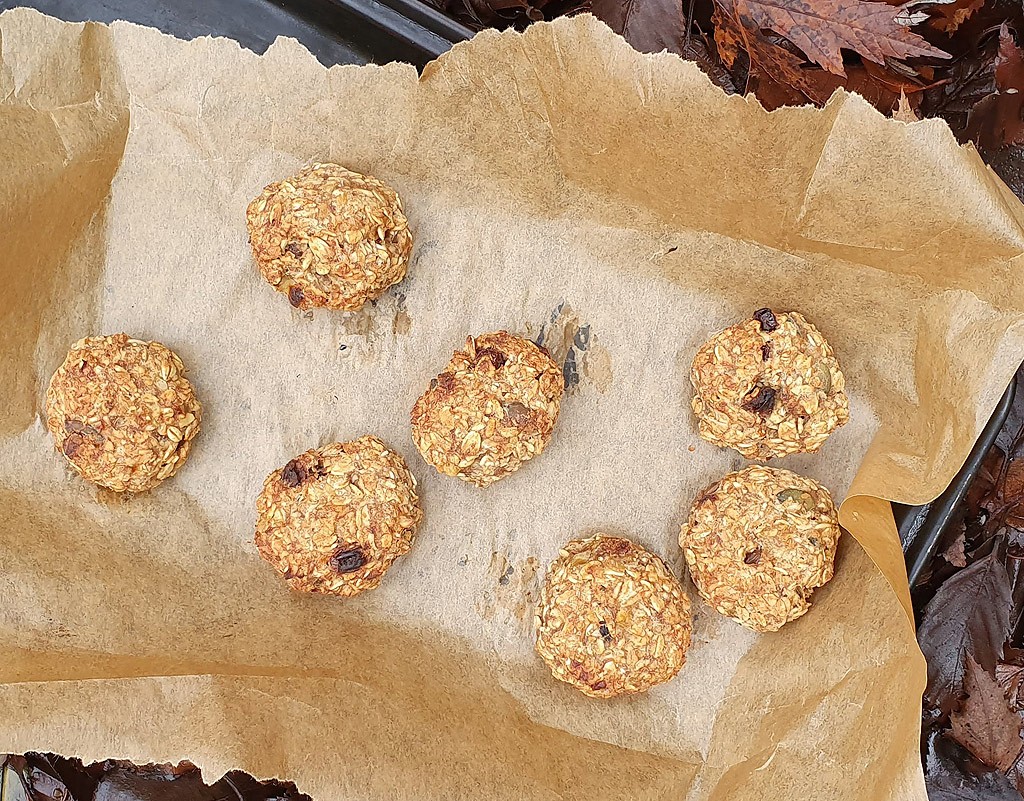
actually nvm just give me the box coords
[532,301,613,394]
[478,551,542,633]
[333,285,413,356]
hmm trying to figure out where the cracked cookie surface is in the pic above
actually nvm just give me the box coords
[681,465,841,632]
[45,333,201,493]
[255,436,423,597]
[247,163,412,311]
[690,309,848,459]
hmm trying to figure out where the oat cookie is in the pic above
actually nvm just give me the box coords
[680,465,841,632]
[246,163,412,311]
[411,331,564,487]
[690,308,849,460]
[255,436,423,596]
[45,334,201,493]
[535,534,692,698]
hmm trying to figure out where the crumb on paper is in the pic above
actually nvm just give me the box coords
[45,333,202,493]
[535,534,692,698]
[680,465,841,632]
[690,309,849,460]
[254,435,423,597]
[246,163,412,312]
[411,331,564,487]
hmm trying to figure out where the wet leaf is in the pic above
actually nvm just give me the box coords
[949,657,1024,771]
[919,550,1012,711]
[928,0,985,34]
[925,730,1023,801]
[965,25,1024,150]
[713,0,949,76]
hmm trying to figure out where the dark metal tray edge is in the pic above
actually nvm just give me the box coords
[899,380,1017,587]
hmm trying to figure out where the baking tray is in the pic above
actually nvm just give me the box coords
[898,380,1017,587]
[0,0,472,67]
[4,0,1013,582]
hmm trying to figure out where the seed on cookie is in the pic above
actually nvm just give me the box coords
[44,334,202,493]
[246,163,412,311]
[411,331,564,487]
[534,534,693,698]
[254,436,423,597]
[690,309,849,460]
[680,465,841,632]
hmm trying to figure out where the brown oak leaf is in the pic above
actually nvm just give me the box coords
[950,657,1024,772]
[942,530,968,567]
[714,0,949,75]
[928,0,985,34]
[919,550,1012,711]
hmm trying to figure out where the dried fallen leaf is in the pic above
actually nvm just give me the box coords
[928,0,985,33]
[966,25,1024,150]
[943,529,968,567]
[712,4,745,67]
[1007,734,1024,798]
[844,64,923,112]
[926,730,1024,801]
[919,550,1013,711]
[592,0,741,92]
[713,3,838,102]
[996,659,1024,709]
[950,657,1024,771]
[592,0,686,55]
[713,0,949,75]
[919,375,1024,801]
[893,89,920,120]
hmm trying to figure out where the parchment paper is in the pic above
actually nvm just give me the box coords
[2,8,1024,800]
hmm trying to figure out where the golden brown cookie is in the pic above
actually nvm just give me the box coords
[255,436,423,596]
[690,309,849,460]
[411,331,564,487]
[680,465,841,632]
[534,534,693,698]
[44,334,201,493]
[246,163,412,311]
